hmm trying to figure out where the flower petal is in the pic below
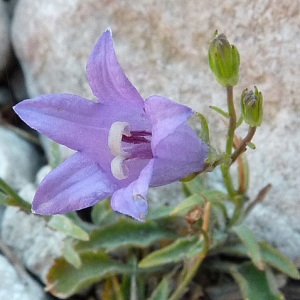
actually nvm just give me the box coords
[150,123,208,186]
[14,93,108,154]
[110,159,154,221]
[32,152,116,215]
[86,29,144,106]
[144,95,194,149]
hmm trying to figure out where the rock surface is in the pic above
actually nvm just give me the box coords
[1,173,66,282]
[0,254,48,300]
[11,0,300,262]
[0,126,42,190]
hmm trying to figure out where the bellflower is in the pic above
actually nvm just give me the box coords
[14,29,208,221]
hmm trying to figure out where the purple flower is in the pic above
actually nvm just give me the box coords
[14,29,208,221]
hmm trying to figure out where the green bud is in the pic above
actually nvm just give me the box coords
[208,30,240,87]
[241,86,263,127]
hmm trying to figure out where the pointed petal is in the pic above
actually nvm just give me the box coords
[14,93,107,153]
[110,160,154,221]
[32,152,116,215]
[150,124,208,186]
[86,29,144,106]
[144,95,194,149]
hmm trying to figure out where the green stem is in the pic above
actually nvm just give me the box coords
[221,86,237,198]
[225,86,236,155]
[0,177,31,212]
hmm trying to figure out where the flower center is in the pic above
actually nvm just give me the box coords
[108,121,152,180]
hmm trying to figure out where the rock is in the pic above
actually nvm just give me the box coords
[0,1,11,80]
[0,254,48,300]
[1,177,66,282]
[0,126,42,191]
[11,0,300,262]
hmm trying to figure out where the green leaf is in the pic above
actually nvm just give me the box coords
[230,262,284,300]
[49,141,62,169]
[139,236,204,268]
[91,198,118,226]
[181,175,205,196]
[147,205,174,221]
[195,112,210,144]
[259,241,300,279]
[75,218,177,253]
[48,215,89,241]
[0,177,31,212]
[170,194,205,216]
[209,105,229,118]
[149,277,170,300]
[171,190,227,216]
[232,224,264,270]
[46,251,132,298]
[62,239,82,269]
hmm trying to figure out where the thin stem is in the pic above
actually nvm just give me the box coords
[221,86,236,198]
[225,86,236,155]
[0,177,31,212]
[231,126,257,163]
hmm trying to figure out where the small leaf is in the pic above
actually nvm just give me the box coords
[62,240,82,269]
[170,194,205,216]
[259,241,300,279]
[46,251,132,298]
[181,175,205,196]
[149,277,170,300]
[139,236,204,268]
[230,262,284,300]
[196,112,210,144]
[48,215,89,241]
[232,224,264,270]
[75,218,177,253]
[49,141,62,169]
[209,105,229,118]
[147,205,174,221]
[91,198,117,226]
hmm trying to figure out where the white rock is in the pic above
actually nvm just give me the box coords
[0,126,42,190]
[1,179,66,282]
[11,0,300,262]
[0,254,47,300]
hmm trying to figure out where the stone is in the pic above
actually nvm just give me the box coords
[0,1,11,80]
[1,181,66,281]
[11,0,300,262]
[0,126,42,191]
[0,254,47,300]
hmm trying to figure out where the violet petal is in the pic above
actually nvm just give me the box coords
[32,152,116,215]
[110,160,154,221]
[150,123,208,186]
[86,29,144,106]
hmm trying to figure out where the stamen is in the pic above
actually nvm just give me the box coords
[111,156,129,180]
[108,121,131,156]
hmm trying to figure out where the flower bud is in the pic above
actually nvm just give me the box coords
[208,30,240,87]
[241,86,263,127]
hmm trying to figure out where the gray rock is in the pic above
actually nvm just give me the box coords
[11,0,300,262]
[0,1,11,80]
[0,254,47,300]
[1,182,66,282]
[0,126,42,191]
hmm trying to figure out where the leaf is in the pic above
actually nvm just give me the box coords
[91,198,118,226]
[195,112,210,144]
[147,205,174,221]
[46,251,132,298]
[149,277,170,300]
[75,218,177,253]
[232,224,264,270]
[48,215,89,241]
[139,236,204,268]
[62,240,82,269]
[171,190,227,216]
[259,241,300,279]
[49,141,62,169]
[230,262,284,300]
[181,174,205,196]
[170,194,205,216]
[209,105,229,118]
